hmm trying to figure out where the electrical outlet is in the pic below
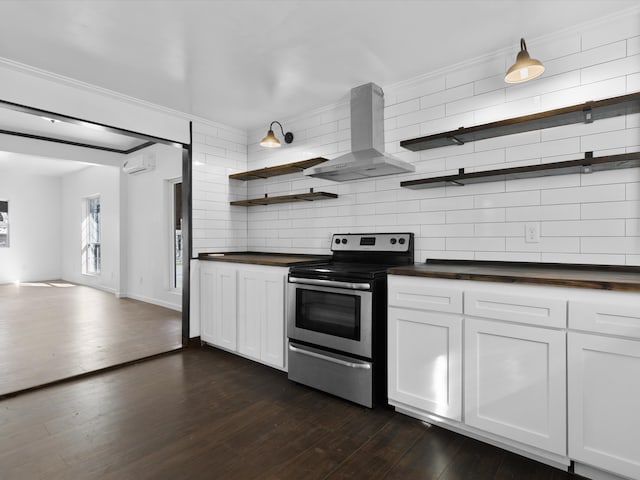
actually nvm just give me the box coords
[525,223,540,243]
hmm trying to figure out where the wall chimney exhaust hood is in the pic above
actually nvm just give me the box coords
[304,82,414,181]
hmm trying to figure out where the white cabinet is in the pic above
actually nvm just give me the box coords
[388,276,463,421]
[568,294,640,480]
[199,261,287,371]
[200,262,237,350]
[388,306,462,420]
[237,267,286,369]
[464,317,566,455]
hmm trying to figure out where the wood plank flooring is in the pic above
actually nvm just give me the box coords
[0,347,585,479]
[0,281,182,396]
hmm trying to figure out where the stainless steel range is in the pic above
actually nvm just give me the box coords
[287,232,414,407]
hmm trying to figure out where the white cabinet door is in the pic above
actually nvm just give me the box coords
[464,318,566,455]
[568,332,640,480]
[237,268,286,369]
[211,264,238,350]
[388,306,462,420]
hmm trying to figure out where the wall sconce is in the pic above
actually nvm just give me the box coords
[505,38,545,84]
[260,121,294,148]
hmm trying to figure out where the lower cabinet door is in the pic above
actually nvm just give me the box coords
[200,263,237,350]
[568,332,640,480]
[464,318,566,455]
[237,268,286,369]
[388,306,462,420]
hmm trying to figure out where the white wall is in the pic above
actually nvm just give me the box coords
[0,170,62,283]
[239,9,640,266]
[61,165,120,292]
[125,144,182,310]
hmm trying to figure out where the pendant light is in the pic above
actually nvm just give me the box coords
[505,38,545,84]
[260,121,294,148]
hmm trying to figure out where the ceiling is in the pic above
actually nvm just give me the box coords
[0,151,99,176]
[0,0,638,134]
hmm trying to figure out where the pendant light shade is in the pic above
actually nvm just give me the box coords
[505,38,545,84]
[260,121,294,148]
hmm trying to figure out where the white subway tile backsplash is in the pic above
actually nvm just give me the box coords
[446,208,505,224]
[580,167,640,186]
[421,83,474,109]
[626,219,640,235]
[474,191,540,209]
[543,219,625,237]
[446,149,505,171]
[475,222,525,237]
[446,89,505,117]
[544,42,627,78]
[474,131,541,152]
[628,183,640,200]
[507,237,580,253]
[582,200,640,219]
[506,204,580,221]
[542,77,627,110]
[392,76,445,104]
[397,105,445,128]
[385,99,420,119]
[582,236,640,254]
[506,137,580,162]
[447,237,505,252]
[422,224,474,237]
[542,184,625,205]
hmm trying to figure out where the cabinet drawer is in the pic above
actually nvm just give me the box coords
[464,289,566,328]
[570,295,640,339]
[388,276,462,314]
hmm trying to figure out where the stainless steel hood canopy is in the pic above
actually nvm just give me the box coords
[304,83,414,181]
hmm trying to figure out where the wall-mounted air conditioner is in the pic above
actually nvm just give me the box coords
[122,153,156,174]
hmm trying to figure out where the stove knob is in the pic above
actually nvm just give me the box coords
[334,238,341,244]
[341,238,348,244]
[399,238,406,245]
[390,238,397,245]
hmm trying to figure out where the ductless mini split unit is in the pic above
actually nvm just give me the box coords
[122,152,156,174]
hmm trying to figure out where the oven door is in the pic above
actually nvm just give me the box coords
[287,277,372,358]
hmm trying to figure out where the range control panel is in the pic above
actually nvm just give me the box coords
[331,233,413,252]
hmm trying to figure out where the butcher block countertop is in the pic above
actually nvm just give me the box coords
[388,259,640,292]
[198,252,330,267]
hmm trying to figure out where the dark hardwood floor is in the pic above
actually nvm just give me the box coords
[0,347,584,480]
[0,281,182,396]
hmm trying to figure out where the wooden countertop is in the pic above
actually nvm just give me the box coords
[388,260,640,292]
[198,252,330,267]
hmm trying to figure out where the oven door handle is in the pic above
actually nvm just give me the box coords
[289,344,371,370]
[288,277,371,291]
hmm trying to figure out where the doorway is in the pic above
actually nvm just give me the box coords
[0,100,191,396]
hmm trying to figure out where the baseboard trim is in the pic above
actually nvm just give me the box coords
[120,293,182,311]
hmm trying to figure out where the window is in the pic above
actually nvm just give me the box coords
[172,181,182,289]
[0,199,8,247]
[82,196,101,275]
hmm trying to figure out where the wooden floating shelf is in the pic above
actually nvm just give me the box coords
[400,152,640,190]
[400,92,640,152]
[230,190,338,206]
[229,157,329,181]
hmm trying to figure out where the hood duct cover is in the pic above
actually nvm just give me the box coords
[304,82,415,181]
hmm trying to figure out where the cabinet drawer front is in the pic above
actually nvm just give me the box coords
[464,290,566,328]
[388,276,463,313]
[570,297,640,339]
